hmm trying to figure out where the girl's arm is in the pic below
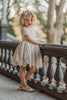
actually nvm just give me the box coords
[24,35,45,45]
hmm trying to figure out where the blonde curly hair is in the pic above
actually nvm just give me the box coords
[19,11,36,26]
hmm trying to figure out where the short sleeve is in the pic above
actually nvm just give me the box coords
[22,27,30,36]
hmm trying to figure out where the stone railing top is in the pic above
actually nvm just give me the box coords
[0,41,67,56]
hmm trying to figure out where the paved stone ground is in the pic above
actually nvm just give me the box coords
[0,74,57,100]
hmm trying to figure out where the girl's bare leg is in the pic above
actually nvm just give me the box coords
[25,66,36,82]
[20,66,27,87]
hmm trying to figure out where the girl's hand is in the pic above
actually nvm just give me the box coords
[40,41,45,43]
[39,42,45,45]
[38,41,45,45]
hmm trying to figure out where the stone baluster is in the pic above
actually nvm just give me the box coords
[16,65,20,77]
[9,49,13,72]
[28,68,38,81]
[47,55,54,89]
[34,68,40,83]
[39,55,47,86]
[64,57,67,92]
[1,48,5,69]
[0,48,1,67]
[1,48,4,69]
[12,48,17,75]
[8,49,13,73]
[54,56,63,93]
[26,64,30,72]
[4,48,8,71]
[34,68,37,79]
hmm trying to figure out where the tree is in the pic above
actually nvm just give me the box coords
[47,0,66,44]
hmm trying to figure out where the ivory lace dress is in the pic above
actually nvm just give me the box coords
[11,27,42,68]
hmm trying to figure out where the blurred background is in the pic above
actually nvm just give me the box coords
[0,0,67,44]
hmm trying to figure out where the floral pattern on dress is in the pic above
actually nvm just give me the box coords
[11,27,42,68]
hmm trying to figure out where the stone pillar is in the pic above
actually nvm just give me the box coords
[0,0,8,41]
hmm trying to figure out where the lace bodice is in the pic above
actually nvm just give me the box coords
[21,27,37,41]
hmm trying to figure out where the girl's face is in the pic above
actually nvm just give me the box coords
[24,15,33,27]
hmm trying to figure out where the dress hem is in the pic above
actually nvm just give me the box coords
[11,62,42,69]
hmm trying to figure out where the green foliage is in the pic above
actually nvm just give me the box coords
[8,24,16,37]
[61,57,66,75]
[62,17,67,39]
[61,67,65,75]
[61,57,66,63]
[42,22,47,34]
[61,17,67,44]
[63,18,67,33]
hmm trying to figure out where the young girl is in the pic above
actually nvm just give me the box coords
[11,11,45,92]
